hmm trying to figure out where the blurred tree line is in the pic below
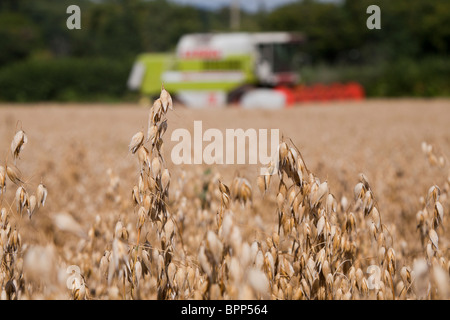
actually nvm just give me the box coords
[0,0,448,101]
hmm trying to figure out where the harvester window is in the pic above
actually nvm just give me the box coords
[273,43,298,73]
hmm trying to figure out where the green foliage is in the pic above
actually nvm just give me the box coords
[266,0,450,63]
[0,12,41,65]
[373,57,450,97]
[301,56,450,97]
[0,57,133,102]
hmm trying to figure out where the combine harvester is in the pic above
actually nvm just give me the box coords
[128,32,364,108]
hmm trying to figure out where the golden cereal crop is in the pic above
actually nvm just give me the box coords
[0,92,449,300]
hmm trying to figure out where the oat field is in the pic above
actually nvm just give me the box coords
[0,96,449,300]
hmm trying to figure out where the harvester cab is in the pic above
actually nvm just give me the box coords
[253,33,303,86]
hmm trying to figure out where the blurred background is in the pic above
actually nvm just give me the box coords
[0,0,448,103]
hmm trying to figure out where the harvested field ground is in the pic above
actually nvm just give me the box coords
[0,98,449,300]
